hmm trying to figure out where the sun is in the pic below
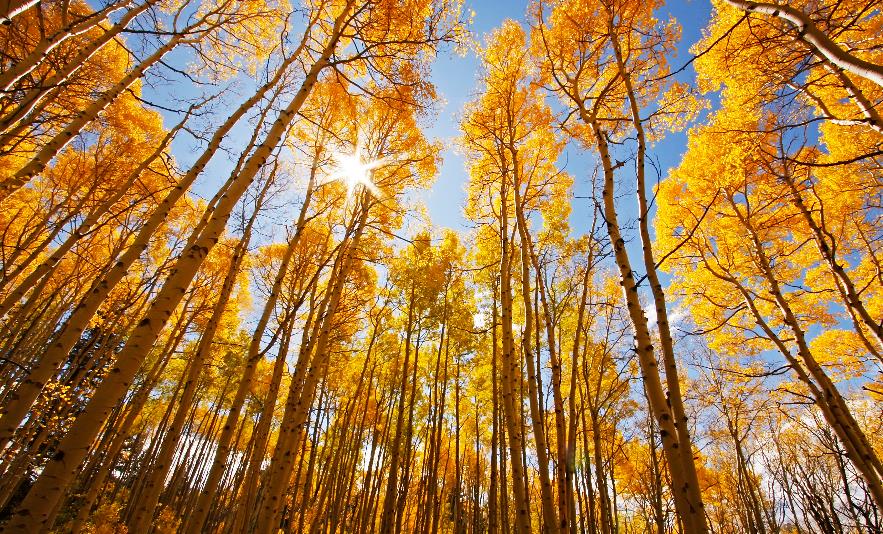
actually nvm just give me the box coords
[323,141,387,203]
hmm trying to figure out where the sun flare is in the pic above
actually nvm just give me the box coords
[324,142,386,203]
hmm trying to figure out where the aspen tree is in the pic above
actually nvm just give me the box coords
[0,105,192,320]
[580,296,632,534]
[603,5,707,526]
[0,0,131,92]
[67,350,170,532]
[463,20,578,531]
[695,352,772,534]
[657,106,883,510]
[499,153,532,534]
[767,136,883,360]
[722,0,883,89]
[731,268,883,509]
[697,0,883,134]
[462,34,535,534]
[597,119,706,533]
[511,182,559,534]
[0,6,211,199]
[232,307,297,531]
[256,65,445,529]
[532,1,709,529]
[564,227,601,534]
[680,3,883,516]
[0,0,154,139]
[0,0,280,200]
[379,267,419,534]
[464,105,533,532]
[253,201,369,533]
[488,287,500,534]
[0,0,36,24]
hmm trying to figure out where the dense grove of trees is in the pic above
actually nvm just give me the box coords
[0,0,880,532]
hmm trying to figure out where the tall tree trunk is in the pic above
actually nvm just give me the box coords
[589,411,612,534]
[498,176,532,534]
[606,21,709,532]
[489,289,499,534]
[510,178,559,534]
[567,248,593,534]
[380,282,417,534]
[585,108,704,531]
[234,301,302,532]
